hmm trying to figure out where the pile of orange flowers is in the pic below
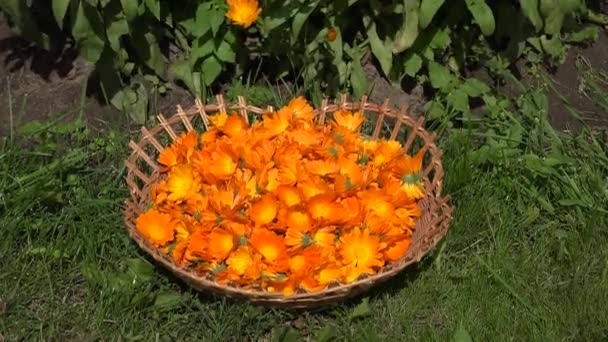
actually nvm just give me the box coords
[136,97,425,296]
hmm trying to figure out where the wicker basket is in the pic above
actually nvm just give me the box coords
[123,94,453,310]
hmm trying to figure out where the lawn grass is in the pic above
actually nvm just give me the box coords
[1,84,608,341]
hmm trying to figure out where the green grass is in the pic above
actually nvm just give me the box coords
[1,85,608,341]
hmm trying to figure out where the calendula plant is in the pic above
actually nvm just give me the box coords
[0,0,605,123]
[136,97,426,296]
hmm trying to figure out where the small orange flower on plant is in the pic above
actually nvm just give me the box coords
[226,0,261,28]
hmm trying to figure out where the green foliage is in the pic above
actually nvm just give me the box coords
[0,0,605,123]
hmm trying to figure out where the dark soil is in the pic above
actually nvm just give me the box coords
[0,15,606,138]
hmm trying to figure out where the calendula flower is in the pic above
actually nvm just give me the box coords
[205,229,235,262]
[317,266,343,286]
[384,239,411,261]
[249,229,287,263]
[136,209,174,247]
[285,96,315,123]
[249,194,278,226]
[166,164,201,202]
[226,246,261,282]
[207,150,237,180]
[226,0,261,28]
[185,229,207,261]
[158,145,179,168]
[275,185,302,207]
[333,110,364,132]
[307,194,343,224]
[339,227,384,274]
[327,27,337,42]
[306,159,339,176]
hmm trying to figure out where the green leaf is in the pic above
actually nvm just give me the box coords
[429,27,452,50]
[540,0,565,35]
[426,99,446,120]
[132,32,166,77]
[111,84,149,124]
[419,0,445,29]
[125,258,155,281]
[153,291,183,311]
[447,88,469,112]
[144,0,160,20]
[191,35,216,62]
[171,58,199,96]
[365,19,393,76]
[461,78,490,97]
[52,0,71,27]
[403,53,422,77]
[393,0,420,53]
[452,325,473,342]
[215,40,236,63]
[519,0,543,31]
[120,0,139,22]
[209,6,225,36]
[260,2,299,35]
[350,57,368,99]
[315,324,337,342]
[349,297,372,320]
[427,61,451,90]
[105,14,129,52]
[565,25,599,43]
[291,1,319,44]
[464,0,495,36]
[272,327,300,342]
[71,1,105,63]
[200,56,222,86]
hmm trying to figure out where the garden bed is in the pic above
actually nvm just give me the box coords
[0,15,606,138]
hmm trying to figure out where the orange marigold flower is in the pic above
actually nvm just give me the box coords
[209,112,228,128]
[317,266,343,286]
[136,209,174,247]
[175,130,198,159]
[158,146,179,168]
[288,247,320,278]
[281,209,312,233]
[285,224,313,250]
[249,195,278,226]
[384,238,411,262]
[339,227,385,272]
[226,0,261,28]
[184,229,207,262]
[276,185,302,207]
[333,110,364,132]
[358,190,395,220]
[297,176,330,200]
[327,27,337,42]
[207,151,237,180]
[306,159,339,176]
[307,194,343,224]
[221,113,249,138]
[313,226,336,248]
[260,111,290,138]
[249,229,287,263]
[371,140,403,168]
[166,164,201,202]
[226,246,257,277]
[286,96,315,123]
[205,229,235,262]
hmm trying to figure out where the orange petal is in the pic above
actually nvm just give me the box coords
[275,185,302,207]
[249,229,287,262]
[248,195,279,226]
[136,209,174,247]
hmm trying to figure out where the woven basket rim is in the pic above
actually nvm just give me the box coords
[123,94,454,309]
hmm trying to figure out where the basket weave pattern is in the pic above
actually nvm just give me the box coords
[123,94,454,309]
